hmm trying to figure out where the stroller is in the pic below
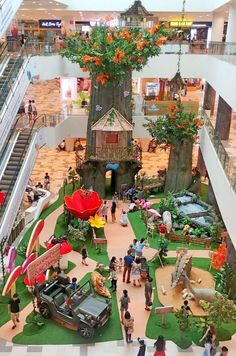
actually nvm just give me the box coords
[140,257,149,280]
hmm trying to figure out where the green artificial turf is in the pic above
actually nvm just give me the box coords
[13,273,123,345]
[145,257,236,349]
[128,209,207,251]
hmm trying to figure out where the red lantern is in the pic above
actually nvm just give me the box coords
[64,189,103,219]
[60,241,72,255]
[24,273,46,286]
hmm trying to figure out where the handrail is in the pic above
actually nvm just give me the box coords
[0,113,47,219]
[0,114,28,164]
[202,111,236,193]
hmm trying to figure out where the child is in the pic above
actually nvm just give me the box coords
[117,258,123,273]
[81,245,88,266]
[137,338,146,356]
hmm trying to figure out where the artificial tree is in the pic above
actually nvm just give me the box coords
[61,25,169,196]
[144,101,202,192]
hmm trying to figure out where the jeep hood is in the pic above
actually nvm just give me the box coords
[75,296,108,317]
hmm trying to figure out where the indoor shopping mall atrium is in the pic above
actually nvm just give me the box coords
[0,0,236,355]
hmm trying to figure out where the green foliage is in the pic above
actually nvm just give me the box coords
[68,219,90,243]
[214,263,236,299]
[18,242,27,257]
[206,295,236,327]
[144,101,202,146]
[175,308,191,332]
[191,227,207,237]
[210,223,222,243]
[72,91,89,106]
[60,25,169,83]
[158,238,169,263]
[158,194,177,215]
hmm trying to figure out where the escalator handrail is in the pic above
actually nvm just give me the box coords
[0,113,47,219]
[0,113,28,164]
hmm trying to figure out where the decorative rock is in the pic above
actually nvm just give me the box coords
[190,280,196,284]
[198,278,202,284]
[161,285,166,295]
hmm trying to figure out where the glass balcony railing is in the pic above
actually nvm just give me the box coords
[202,112,236,193]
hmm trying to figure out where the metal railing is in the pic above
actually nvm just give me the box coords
[0,113,47,219]
[202,112,236,192]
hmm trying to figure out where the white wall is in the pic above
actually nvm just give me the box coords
[200,127,236,246]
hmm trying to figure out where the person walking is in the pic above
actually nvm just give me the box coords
[120,210,128,227]
[31,100,37,120]
[43,173,50,190]
[111,201,117,223]
[27,100,33,123]
[8,293,21,329]
[200,325,216,356]
[101,200,109,222]
[110,264,118,292]
[131,257,142,287]
[154,335,166,356]
[136,238,147,257]
[123,250,133,283]
[145,276,153,311]
[120,290,130,324]
[112,191,119,207]
[137,338,146,356]
[124,311,134,344]
[81,244,88,266]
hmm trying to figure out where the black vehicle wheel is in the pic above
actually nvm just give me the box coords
[39,303,52,319]
[78,323,95,339]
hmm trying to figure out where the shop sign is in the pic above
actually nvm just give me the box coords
[38,19,62,29]
[27,244,60,283]
[170,20,192,28]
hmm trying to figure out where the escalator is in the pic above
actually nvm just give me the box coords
[0,56,24,111]
[0,114,46,221]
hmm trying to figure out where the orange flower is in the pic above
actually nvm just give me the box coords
[94,56,102,66]
[106,33,113,44]
[82,67,90,72]
[194,118,203,127]
[147,24,159,36]
[92,44,98,49]
[156,36,167,46]
[177,124,185,129]
[96,73,109,85]
[113,48,125,64]
[83,55,93,63]
[168,104,177,111]
[143,40,150,46]
[211,243,227,270]
[120,28,131,41]
[137,41,143,51]
[169,114,176,119]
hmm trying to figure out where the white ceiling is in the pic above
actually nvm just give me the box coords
[17,0,231,22]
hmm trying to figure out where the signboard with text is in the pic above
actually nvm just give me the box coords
[27,244,60,283]
[39,19,62,29]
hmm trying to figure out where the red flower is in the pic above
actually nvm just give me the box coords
[83,55,93,63]
[120,28,131,41]
[168,104,177,111]
[94,56,102,66]
[194,118,203,127]
[96,73,109,85]
[106,34,113,43]
[137,41,143,51]
[169,114,176,119]
[64,189,103,219]
[113,48,125,64]
[211,243,227,270]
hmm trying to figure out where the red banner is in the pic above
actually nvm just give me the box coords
[27,244,60,283]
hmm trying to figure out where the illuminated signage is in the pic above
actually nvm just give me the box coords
[170,20,193,28]
[39,19,62,29]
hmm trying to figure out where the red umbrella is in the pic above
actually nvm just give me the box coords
[24,273,46,286]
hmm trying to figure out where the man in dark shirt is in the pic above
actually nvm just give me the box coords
[8,293,21,329]
[181,300,193,316]
[123,250,133,283]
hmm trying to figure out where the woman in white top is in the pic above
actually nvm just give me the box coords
[120,211,128,227]
[131,257,141,287]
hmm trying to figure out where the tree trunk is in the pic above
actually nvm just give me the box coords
[87,72,132,148]
[164,140,193,193]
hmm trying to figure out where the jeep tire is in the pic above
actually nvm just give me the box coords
[78,323,95,339]
[39,303,52,319]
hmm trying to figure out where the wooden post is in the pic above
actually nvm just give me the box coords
[155,306,174,326]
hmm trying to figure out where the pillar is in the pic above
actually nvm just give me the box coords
[203,82,216,116]
[211,12,225,42]
[158,79,165,101]
[215,96,232,140]
[226,1,236,43]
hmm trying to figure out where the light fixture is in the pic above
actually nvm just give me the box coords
[169,0,186,95]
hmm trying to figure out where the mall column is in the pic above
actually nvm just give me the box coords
[203,82,216,116]
[158,79,166,101]
[226,1,236,43]
[211,12,225,42]
[215,96,232,140]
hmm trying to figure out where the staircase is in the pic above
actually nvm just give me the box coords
[0,57,24,111]
[0,129,32,219]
